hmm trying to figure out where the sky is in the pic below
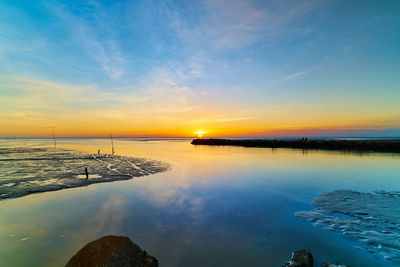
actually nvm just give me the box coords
[0,0,399,137]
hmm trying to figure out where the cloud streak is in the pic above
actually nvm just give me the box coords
[281,71,308,81]
[166,0,321,50]
[46,2,125,79]
[0,68,201,129]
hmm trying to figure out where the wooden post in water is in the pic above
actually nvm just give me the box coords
[85,168,89,179]
[110,134,115,155]
[52,130,57,149]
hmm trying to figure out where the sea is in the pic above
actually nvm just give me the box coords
[0,137,399,266]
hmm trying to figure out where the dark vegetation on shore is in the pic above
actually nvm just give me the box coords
[191,138,400,153]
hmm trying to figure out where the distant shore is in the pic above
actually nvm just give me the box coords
[191,138,400,153]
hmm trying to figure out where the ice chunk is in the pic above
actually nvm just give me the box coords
[0,147,169,200]
[296,190,400,262]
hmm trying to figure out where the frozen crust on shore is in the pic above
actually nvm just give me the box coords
[0,147,169,200]
[296,190,400,262]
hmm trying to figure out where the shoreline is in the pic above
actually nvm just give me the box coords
[191,138,400,153]
[0,147,169,200]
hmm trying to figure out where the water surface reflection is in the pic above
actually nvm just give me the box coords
[0,138,399,266]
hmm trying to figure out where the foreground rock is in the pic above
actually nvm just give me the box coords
[283,250,314,267]
[66,235,158,267]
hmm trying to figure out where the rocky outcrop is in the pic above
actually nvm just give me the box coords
[66,235,158,267]
[283,250,314,267]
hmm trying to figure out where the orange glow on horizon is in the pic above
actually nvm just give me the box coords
[195,130,205,138]
[0,117,398,138]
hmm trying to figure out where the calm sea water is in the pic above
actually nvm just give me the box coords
[0,138,399,266]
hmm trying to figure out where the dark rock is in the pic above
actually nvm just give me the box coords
[283,249,314,267]
[322,263,351,267]
[66,235,158,267]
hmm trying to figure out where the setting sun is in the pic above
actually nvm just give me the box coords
[195,131,205,138]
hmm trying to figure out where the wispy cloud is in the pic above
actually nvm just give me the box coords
[281,71,308,81]
[217,117,252,123]
[3,77,96,108]
[0,69,201,127]
[45,2,125,79]
[0,27,46,60]
[0,2,48,61]
[166,0,320,50]
[178,115,252,125]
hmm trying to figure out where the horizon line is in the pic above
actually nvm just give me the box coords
[1,136,400,139]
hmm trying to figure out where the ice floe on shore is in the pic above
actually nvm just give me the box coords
[0,147,169,200]
[296,190,400,262]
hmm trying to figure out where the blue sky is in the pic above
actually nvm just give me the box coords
[0,0,399,137]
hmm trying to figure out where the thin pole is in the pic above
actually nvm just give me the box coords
[110,134,114,155]
[52,130,57,149]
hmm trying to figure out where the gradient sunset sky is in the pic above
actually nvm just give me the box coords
[1,0,399,137]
